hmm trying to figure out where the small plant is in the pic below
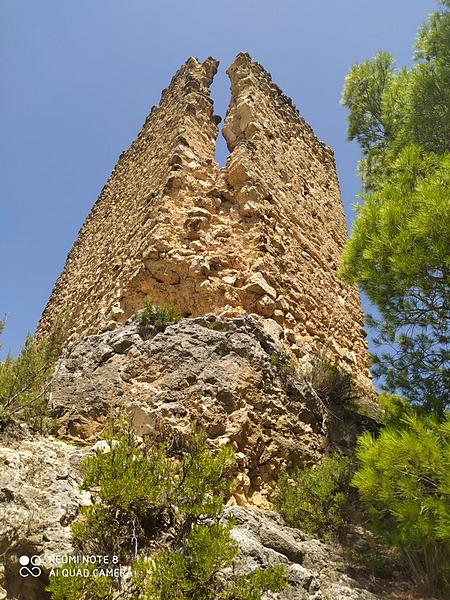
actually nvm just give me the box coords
[0,319,65,430]
[134,300,180,331]
[72,418,235,559]
[281,358,297,375]
[133,524,285,599]
[270,353,297,375]
[309,358,356,405]
[270,353,280,367]
[228,565,286,600]
[275,453,355,539]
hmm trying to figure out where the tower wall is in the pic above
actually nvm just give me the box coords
[38,57,220,338]
[38,53,371,391]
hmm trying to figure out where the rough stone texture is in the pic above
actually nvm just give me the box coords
[0,437,394,600]
[0,425,90,600]
[38,55,220,347]
[37,53,372,394]
[224,507,380,599]
[48,315,376,502]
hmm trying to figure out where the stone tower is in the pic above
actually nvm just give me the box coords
[38,53,371,391]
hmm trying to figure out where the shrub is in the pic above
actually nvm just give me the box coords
[133,523,285,599]
[0,321,64,430]
[132,522,238,599]
[73,419,235,559]
[270,353,297,375]
[275,453,354,539]
[270,353,280,367]
[134,300,180,331]
[353,409,450,593]
[228,565,286,600]
[309,358,356,405]
[63,420,286,599]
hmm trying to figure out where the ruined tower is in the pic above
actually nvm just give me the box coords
[38,53,371,391]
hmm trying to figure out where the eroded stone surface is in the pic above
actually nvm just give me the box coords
[37,53,372,395]
[49,315,375,502]
[0,430,385,600]
[224,507,380,600]
[0,426,90,600]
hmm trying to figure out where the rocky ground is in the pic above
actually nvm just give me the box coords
[0,427,428,600]
[0,426,89,600]
[0,315,423,599]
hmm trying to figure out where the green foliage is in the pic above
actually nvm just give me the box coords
[134,300,180,331]
[270,353,280,367]
[74,419,235,559]
[310,358,355,406]
[340,1,449,418]
[275,454,354,539]
[340,147,449,415]
[229,566,286,600]
[353,409,450,592]
[341,2,450,190]
[411,2,450,154]
[342,13,450,581]
[133,525,285,600]
[377,392,413,428]
[0,322,64,429]
[341,52,407,190]
[67,420,285,600]
[47,564,114,600]
[133,523,237,599]
[270,353,297,375]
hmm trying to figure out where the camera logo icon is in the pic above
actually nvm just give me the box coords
[19,555,42,578]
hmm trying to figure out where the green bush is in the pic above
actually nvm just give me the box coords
[59,420,286,600]
[0,321,63,430]
[134,300,180,331]
[275,453,354,539]
[133,522,285,599]
[73,420,234,559]
[353,409,450,593]
[270,353,296,375]
[228,565,286,600]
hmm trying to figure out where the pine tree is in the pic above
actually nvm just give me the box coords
[353,405,450,592]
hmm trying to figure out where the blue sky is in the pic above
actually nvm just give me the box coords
[0,0,438,358]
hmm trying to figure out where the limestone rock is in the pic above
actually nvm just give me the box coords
[224,507,379,600]
[48,315,377,501]
[0,425,90,600]
[49,315,328,497]
[243,273,277,299]
[0,434,402,600]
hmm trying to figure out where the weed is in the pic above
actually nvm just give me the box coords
[134,300,180,332]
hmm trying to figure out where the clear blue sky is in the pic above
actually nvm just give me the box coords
[0,0,438,358]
